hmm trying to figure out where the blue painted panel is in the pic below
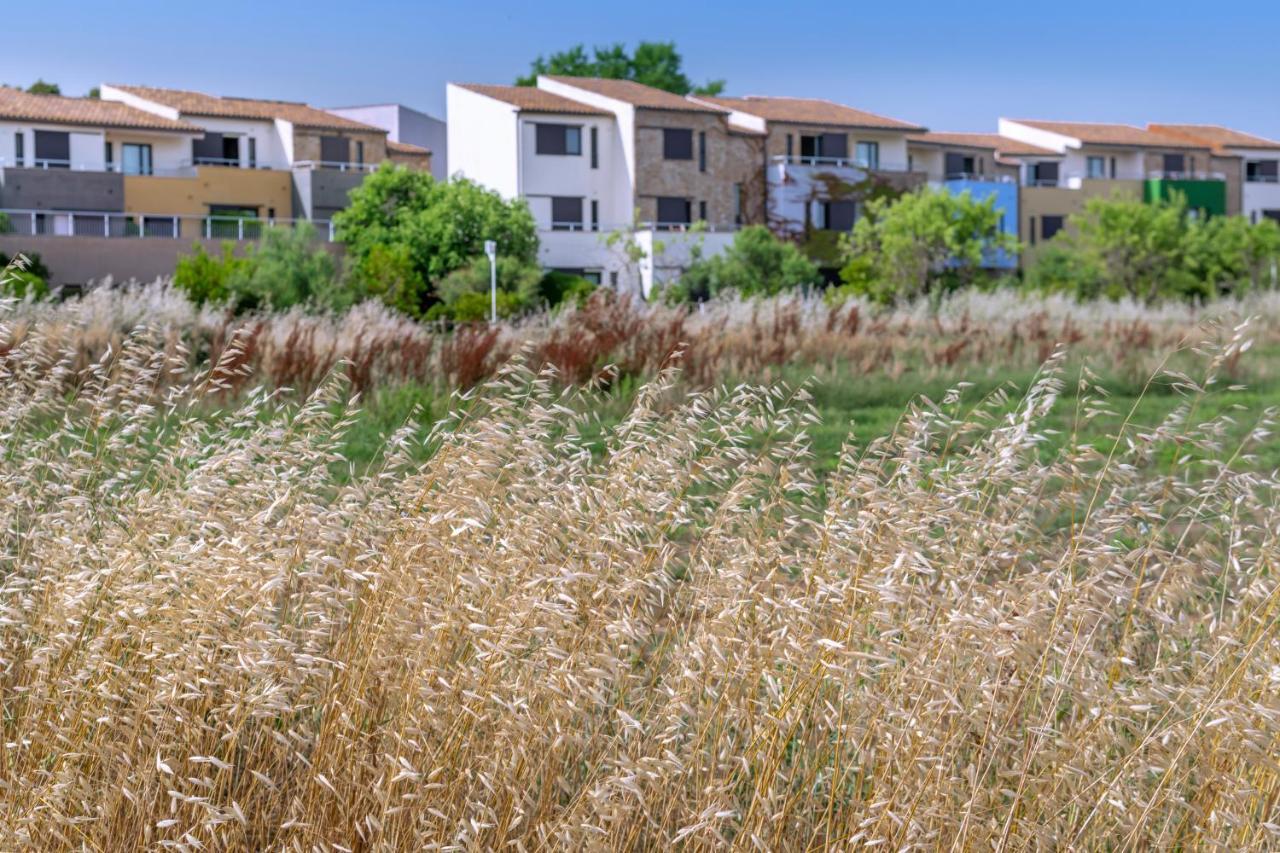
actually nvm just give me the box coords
[944,179,1019,269]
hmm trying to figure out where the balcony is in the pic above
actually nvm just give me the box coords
[944,172,1016,183]
[292,160,379,173]
[0,208,338,241]
[771,154,914,173]
[1145,170,1226,181]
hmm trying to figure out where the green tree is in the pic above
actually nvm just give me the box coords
[516,41,724,95]
[668,225,819,301]
[26,79,60,95]
[835,188,1015,304]
[1065,193,1194,304]
[230,222,341,311]
[173,243,251,306]
[87,87,100,99]
[334,166,538,316]
[428,256,544,321]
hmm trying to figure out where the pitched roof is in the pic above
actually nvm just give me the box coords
[700,95,925,131]
[543,77,726,113]
[387,139,430,156]
[453,83,608,115]
[1007,120,1204,149]
[0,86,200,133]
[1147,124,1280,153]
[911,131,1059,158]
[108,84,382,132]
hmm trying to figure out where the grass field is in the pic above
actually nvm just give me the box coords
[2,284,1279,848]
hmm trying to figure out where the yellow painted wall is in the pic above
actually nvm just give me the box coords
[124,166,293,218]
[1020,179,1141,267]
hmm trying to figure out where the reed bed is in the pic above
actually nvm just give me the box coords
[5,283,1280,396]
[1,289,1278,848]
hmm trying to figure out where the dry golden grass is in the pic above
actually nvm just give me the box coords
[1,290,1279,848]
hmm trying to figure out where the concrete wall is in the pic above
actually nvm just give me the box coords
[291,168,367,220]
[124,166,293,217]
[0,167,125,211]
[328,104,448,180]
[1019,179,1142,267]
[518,113,627,229]
[0,233,343,287]
[446,85,521,194]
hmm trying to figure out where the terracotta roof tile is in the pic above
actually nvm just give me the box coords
[0,86,200,133]
[1147,124,1280,153]
[1009,120,1205,149]
[911,131,1059,158]
[543,77,725,113]
[454,83,609,115]
[387,139,430,155]
[700,95,925,131]
[109,84,383,132]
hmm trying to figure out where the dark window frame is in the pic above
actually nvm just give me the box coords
[590,126,598,168]
[663,128,694,161]
[1041,215,1066,241]
[14,131,24,166]
[698,131,706,172]
[591,199,599,231]
[121,142,153,176]
[656,196,692,228]
[535,123,582,156]
[33,129,71,168]
[550,196,584,231]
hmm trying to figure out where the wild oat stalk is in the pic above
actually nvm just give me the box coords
[0,290,1277,849]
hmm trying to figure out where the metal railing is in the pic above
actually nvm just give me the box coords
[1146,170,1227,181]
[1246,173,1280,184]
[292,160,378,173]
[944,172,1016,183]
[770,154,913,172]
[0,208,337,242]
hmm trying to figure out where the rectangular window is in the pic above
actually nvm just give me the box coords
[33,130,70,168]
[248,137,257,168]
[104,141,113,170]
[1030,161,1059,186]
[193,132,224,165]
[1162,153,1186,175]
[733,182,743,225]
[822,133,848,161]
[698,131,706,172]
[1029,216,1037,245]
[535,123,581,156]
[121,143,153,175]
[1086,156,1106,179]
[1262,210,1280,224]
[590,127,598,168]
[320,135,348,165]
[663,128,693,161]
[855,141,879,169]
[1110,157,1117,179]
[591,199,599,231]
[786,134,793,160]
[656,196,691,228]
[1041,215,1065,240]
[819,200,857,232]
[355,140,364,165]
[698,200,707,222]
[14,132,24,166]
[944,151,977,178]
[550,196,584,230]
[1247,160,1279,182]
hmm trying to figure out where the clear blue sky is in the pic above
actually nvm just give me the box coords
[6,0,1280,139]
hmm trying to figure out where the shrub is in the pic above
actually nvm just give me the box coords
[538,269,598,308]
[667,225,819,302]
[347,243,428,318]
[174,224,340,311]
[835,188,1014,305]
[174,243,251,307]
[334,166,538,313]
[0,251,50,299]
[428,256,543,321]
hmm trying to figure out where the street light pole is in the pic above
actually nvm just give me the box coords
[484,239,498,325]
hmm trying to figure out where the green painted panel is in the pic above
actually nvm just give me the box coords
[1143,179,1227,217]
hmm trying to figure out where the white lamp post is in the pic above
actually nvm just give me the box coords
[484,239,498,325]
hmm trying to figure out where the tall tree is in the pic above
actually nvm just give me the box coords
[26,79,60,95]
[516,41,724,95]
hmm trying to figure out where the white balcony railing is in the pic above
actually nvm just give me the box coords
[1146,170,1227,181]
[944,172,1017,183]
[770,154,914,173]
[292,160,378,173]
[0,208,337,242]
[1246,174,1280,184]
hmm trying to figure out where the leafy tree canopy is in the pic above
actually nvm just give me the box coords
[516,41,724,96]
[667,225,820,302]
[334,165,538,317]
[835,188,1015,305]
[26,79,60,95]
